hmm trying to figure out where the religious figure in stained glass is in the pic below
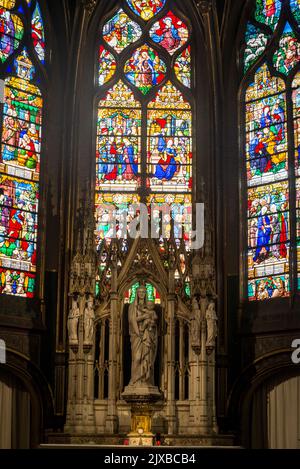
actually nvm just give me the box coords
[31,2,45,63]
[246,64,289,300]
[293,73,300,287]
[254,0,282,31]
[96,81,141,191]
[2,51,42,178]
[147,193,192,245]
[124,45,166,94]
[98,46,116,86]
[149,12,188,55]
[273,23,300,75]
[0,44,43,297]
[244,1,300,301]
[147,82,192,192]
[103,9,142,54]
[174,47,191,88]
[95,193,141,244]
[96,1,193,265]
[0,1,24,63]
[126,0,166,21]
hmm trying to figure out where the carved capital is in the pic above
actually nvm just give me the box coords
[82,0,97,16]
[195,0,213,14]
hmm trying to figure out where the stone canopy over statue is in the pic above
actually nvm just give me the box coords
[122,285,161,401]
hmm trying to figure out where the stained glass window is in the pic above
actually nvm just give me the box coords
[103,9,142,53]
[0,1,45,298]
[244,24,269,73]
[124,281,161,304]
[31,2,45,63]
[293,73,300,288]
[126,0,166,21]
[96,0,193,268]
[98,46,116,86]
[124,45,167,94]
[174,46,191,88]
[0,0,24,63]
[149,11,189,55]
[290,0,300,23]
[254,0,282,31]
[244,1,300,301]
[147,82,192,193]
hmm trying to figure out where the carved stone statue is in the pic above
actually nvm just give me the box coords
[206,301,218,352]
[128,286,158,387]
[68,298,80,345]
[83,296,95,345]
[190,298,201,352]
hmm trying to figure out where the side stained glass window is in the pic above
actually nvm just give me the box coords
[96,1,193,287]
[0,1,46,298]
[32,2,45,63]
[243,0,300,301]
[293,72,300,287]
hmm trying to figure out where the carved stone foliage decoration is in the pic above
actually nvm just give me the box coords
[70,200,96,296]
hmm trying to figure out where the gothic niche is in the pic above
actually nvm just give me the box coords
[122,284,164,393]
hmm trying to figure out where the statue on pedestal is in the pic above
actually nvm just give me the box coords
[68,298,80,345]
[128,286,158,387]
[206,301,218,353]
[122,285,161,447]
[84,296,95,346]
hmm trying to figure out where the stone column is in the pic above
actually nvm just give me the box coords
[208,350,218,433]
[166,294,177,435]
[65,347,77,428]
[105,292,119,433]
[65,296,96,434]
[199,315,209,434]
[98,318,106,399]
[189,337,198,404]
[189,297,209,435]
[179,319,185,401]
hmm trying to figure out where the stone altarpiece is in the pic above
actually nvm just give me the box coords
[64,196,219,444]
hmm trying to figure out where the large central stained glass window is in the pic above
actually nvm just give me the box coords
[95,0,193,252]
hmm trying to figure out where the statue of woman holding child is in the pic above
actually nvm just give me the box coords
[128,286,158,386]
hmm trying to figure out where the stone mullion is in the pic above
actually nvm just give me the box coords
[98,319,106,399]
[179,319,185,401]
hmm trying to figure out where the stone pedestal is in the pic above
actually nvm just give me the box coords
[122,385,162,447]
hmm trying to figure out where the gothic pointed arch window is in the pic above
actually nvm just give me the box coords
[95,0,193,286]
[242,0,300,301]
[0,0,46,298]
